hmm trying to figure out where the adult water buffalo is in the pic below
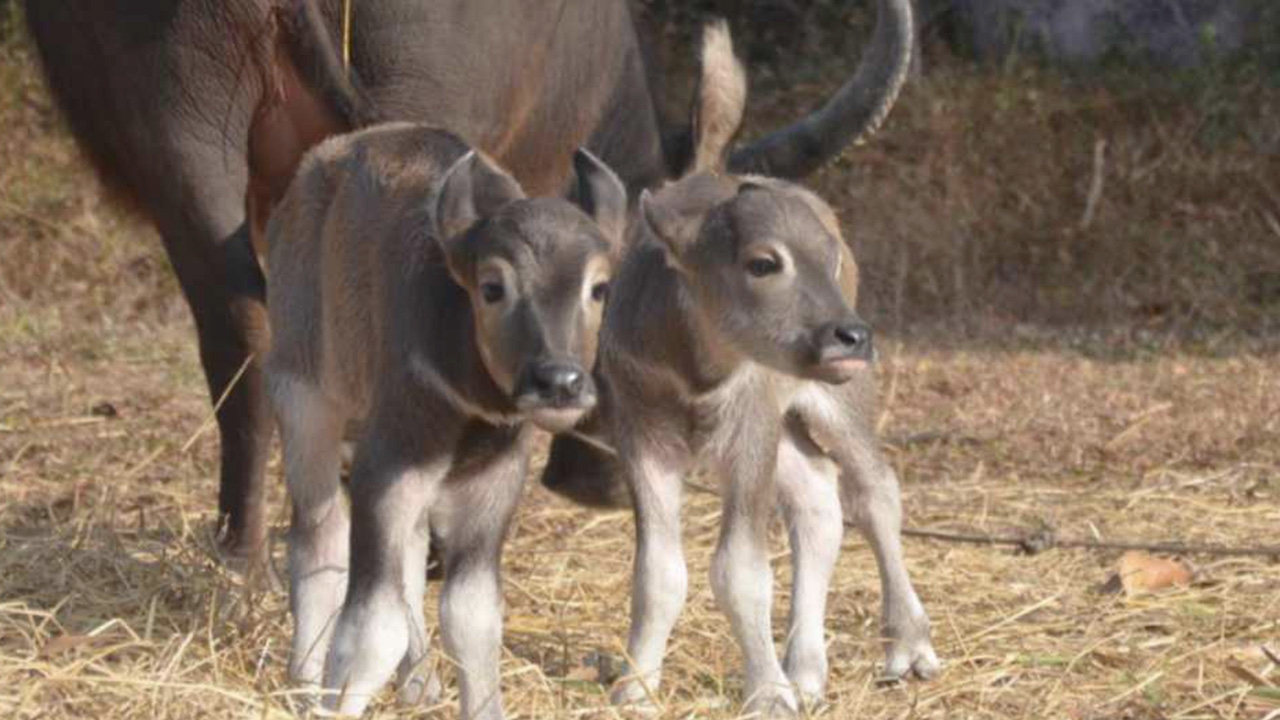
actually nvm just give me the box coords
[22,0,914,566]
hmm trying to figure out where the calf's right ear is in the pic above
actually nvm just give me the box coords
[434,150,526,243]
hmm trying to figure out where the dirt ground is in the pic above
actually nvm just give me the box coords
[1,13,1278,720]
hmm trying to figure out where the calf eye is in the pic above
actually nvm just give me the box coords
[591,281,610,303]
[745,256,782,278]
[480,282,506,304]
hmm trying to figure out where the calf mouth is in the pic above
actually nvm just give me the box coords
[808,319,874,384]
[523,406,592,433]
[513,360,597,433]
[810,354,871,384]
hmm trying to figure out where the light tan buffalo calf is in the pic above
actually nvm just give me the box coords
[542,25,938,717]
[265,122,625,719]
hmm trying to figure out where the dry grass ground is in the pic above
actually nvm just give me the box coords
[2,15,1278,720]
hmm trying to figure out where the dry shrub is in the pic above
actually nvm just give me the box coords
[830,60,1280,340]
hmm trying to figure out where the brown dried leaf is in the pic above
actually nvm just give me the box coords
[39,634,96,659]
[1117,551,1192,595]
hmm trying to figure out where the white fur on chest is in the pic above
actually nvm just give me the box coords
[692,364,798,460]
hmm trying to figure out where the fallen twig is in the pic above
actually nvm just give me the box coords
[678,478,1280,559]
[898,526,1280,559]
[1080,138,1107,230]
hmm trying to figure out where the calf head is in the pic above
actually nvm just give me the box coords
[435,149,626,430]
[643,176,871,384]
[640,19,871,385]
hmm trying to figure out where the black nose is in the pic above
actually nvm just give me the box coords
[817,320,873,360]
[834,322,871,350]
[525,362,587,404]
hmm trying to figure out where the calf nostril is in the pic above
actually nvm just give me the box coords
[532,364,585,399]
[558,368,584,395]
[834,323,870,348]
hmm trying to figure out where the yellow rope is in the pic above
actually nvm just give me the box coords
[341,0,353,70]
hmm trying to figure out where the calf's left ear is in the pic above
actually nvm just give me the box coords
[435,149,526,243]
[572,149,628,251]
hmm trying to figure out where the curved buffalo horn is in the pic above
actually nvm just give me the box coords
[726,0,914,179]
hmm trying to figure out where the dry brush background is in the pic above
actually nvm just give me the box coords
[1,5,1278,719]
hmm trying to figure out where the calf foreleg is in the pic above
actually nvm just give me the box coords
[841,448,938,680]
[775,420,844,706]
[432,437,529,720]
[797,382,939,682]
[323,410,453,716]
[612,446,689,709]
[710,425,798,716]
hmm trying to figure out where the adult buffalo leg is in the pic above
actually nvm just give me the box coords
[158,213,272,566]
[24,0,279,567]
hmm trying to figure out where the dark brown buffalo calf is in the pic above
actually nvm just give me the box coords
[265,123,625,718]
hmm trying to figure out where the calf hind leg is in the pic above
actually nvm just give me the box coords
[393,496,437,706]
[270,377,349,687]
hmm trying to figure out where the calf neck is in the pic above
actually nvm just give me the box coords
[265,123,625,718]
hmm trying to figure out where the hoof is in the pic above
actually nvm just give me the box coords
[610,679,661,715]
[215,532,282,592]
[783,653,827,708]
[396,668,442,706]
[742,684,800,718]
[882,636,941,682]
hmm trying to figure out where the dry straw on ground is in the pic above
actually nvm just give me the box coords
[2,17,1279,720]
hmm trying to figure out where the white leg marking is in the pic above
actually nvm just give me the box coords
[272,378,350,688]
[440,560,505,720]
[394,520,435,706]
[710,475,797,716]
[795,383,940,682]
[843,449,939,681]
[322,461,441,716]
[324,586,412,715]
[776,431,843,707]
[613,454,687,709]
[434,454,526,720]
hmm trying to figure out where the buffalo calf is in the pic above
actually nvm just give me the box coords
[265,123,625,718]
[546,25,939,716]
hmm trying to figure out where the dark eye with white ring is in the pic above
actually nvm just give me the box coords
[745,256,783,278]
[591,281,610,303]
[480,282,506,304]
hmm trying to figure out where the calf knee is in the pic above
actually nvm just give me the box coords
[843,471,903,531]
[710,537,771,613]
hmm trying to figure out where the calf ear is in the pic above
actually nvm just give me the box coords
[640,188,700,268]
[572,149,628,251]
[434,150,525,243]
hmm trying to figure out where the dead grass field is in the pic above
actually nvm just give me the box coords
[2,15,1278,720]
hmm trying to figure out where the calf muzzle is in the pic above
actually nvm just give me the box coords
[810,319,874,383]
[514,359,597,432]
